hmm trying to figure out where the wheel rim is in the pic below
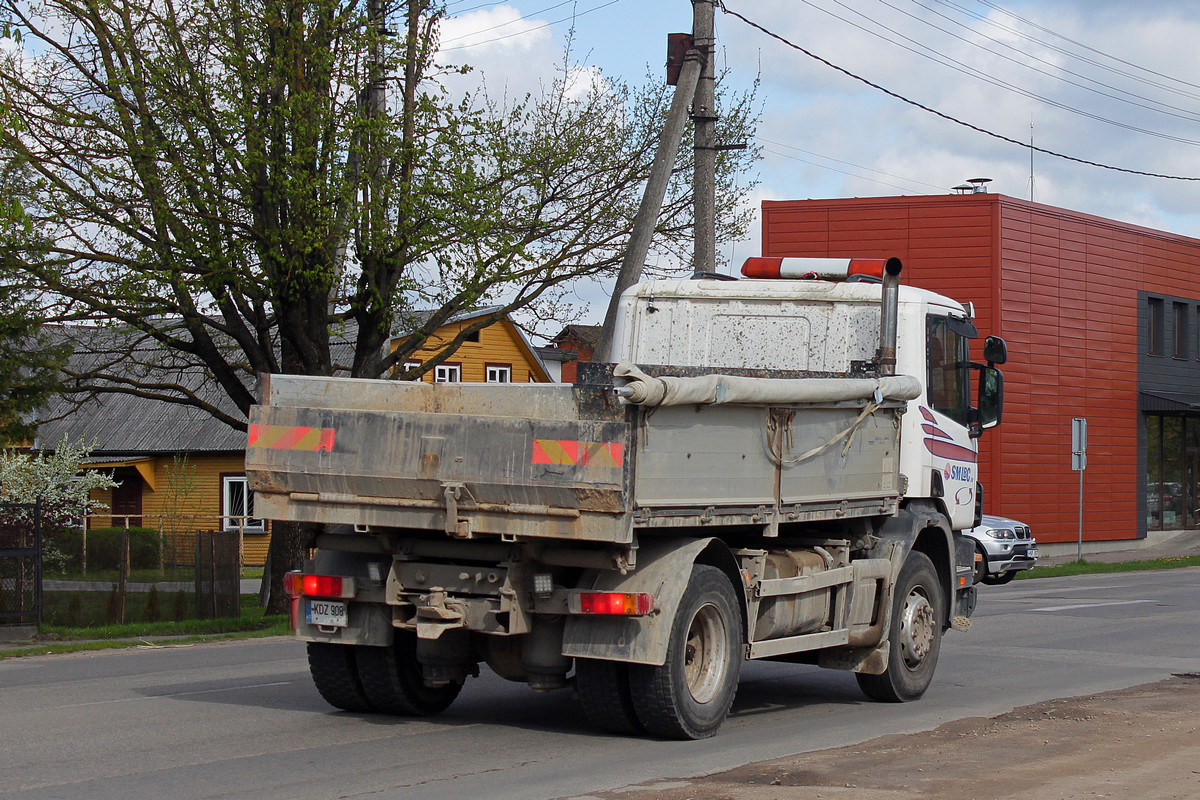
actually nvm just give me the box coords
[898,586,936,670]
[683,602,728,704]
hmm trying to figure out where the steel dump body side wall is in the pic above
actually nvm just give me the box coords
[247,374,906,542]
[633,403,901,508]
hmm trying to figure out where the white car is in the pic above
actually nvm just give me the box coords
[963,514,1039,585]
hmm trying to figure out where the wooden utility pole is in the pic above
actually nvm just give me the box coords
[691,0,717,278]
[595,0,715,362]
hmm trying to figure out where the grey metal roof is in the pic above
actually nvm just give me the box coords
[33,323,251,456]
[32,305,523,456]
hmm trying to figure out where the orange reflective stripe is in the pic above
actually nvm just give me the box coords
[248,424,336,452]
[532,439,623,468]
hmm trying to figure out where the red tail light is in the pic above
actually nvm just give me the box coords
[285,572,355,599]
[575,591,655,616]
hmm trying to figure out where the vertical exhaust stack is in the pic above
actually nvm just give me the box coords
[878,258,903,377]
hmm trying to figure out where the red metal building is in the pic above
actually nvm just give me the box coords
[762,192,1200,545]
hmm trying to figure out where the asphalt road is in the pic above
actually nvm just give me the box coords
[4,567,1200,800]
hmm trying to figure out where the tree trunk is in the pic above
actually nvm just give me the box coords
[263,519,308,615]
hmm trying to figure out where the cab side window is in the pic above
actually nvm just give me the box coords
[927,316,970,425]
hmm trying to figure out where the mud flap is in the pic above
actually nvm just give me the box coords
[561,537,718,666]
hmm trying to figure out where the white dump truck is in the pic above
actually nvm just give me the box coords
[246,256,1006,739]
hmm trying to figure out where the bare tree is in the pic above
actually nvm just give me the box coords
[0,0,759,608]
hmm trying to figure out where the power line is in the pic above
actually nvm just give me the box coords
[439,0,623,52]
[924,0,1200,105]
[879,0,1200,124]
[758,137,948,193]
[439,0,575,46]
[788,0,1200,145]
[718,3,1200,181]
[966,0,1200,96]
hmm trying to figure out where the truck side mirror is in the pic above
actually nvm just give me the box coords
[984,335,1007,365]
[978,366,1004,430]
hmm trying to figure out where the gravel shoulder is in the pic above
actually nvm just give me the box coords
[584,673,1200,800]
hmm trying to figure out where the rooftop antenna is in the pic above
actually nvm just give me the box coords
[1029,118,1035,202]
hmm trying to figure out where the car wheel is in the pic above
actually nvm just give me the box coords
[856,550,944,703]
[628,565,743,740]
[972,543,988,585]
[983,570,1018,586]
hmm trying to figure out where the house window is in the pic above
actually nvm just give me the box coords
[222,475,264,532]
[1148,298,1164,355]
[486,364,511,383]
[434,364,461,383]
[1174,302,1188,358]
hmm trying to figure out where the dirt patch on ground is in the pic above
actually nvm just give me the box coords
[592,674,1200,800]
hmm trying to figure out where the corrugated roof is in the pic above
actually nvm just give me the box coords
[33,305,525,456]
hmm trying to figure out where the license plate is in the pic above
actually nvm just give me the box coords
[306,600,347,627]
[1027,548,1039,559]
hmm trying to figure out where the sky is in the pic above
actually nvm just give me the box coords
[436,0,1200,321]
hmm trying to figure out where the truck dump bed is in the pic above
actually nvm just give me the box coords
[246,366,918,545]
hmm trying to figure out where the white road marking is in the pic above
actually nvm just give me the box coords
[1029,599,1157,613]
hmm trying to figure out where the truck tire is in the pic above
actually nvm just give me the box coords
[856,550,943,703]
[356,632,461,716]
[307,642,374,712]
[575,658,644,735]
[628,565,742,740]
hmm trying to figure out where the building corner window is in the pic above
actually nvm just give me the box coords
[1148,297,1164,355]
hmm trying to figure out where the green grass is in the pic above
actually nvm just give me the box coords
[46,566,265,582]
[1017,554,1200,579]
[0,620,290,660]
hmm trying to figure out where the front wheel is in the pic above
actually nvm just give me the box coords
[856,550,944,703]
[628,565,743,740]
[983,570,1018,586]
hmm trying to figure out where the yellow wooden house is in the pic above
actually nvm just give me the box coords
[35,310,551,566]
[392,307,551,384]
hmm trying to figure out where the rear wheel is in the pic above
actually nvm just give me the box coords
[628,565,742,740]
[356,632,462,716]
[575,657,644,735]
[857,550,944,703]
[307,642,373,712]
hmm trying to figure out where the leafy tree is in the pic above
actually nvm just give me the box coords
[0,0,759,609]
[0,438,117,570]
[0,156,70,447]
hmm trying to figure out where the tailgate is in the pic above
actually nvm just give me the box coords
[246,375,632,543]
